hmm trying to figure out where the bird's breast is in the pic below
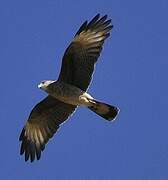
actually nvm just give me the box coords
[47,81,88,106]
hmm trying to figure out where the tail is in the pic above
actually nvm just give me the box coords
[88,99,120,121]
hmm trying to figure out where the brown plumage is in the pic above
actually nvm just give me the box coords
[58,14,113,91]
[19,14,116,162]
[19,96,76,162]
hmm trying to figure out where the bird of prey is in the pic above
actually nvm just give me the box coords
[19,14,120,162]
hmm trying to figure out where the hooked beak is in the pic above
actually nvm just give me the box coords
[38,83,42,89]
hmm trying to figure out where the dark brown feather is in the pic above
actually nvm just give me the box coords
[19,96,76,162]
[58,14,113,91]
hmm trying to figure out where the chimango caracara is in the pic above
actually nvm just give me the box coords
[19,14,120,162]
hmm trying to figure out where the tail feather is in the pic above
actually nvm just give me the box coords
[88,99,119,121]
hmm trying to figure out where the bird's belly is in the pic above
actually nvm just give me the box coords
[48,81,93,106]
[53,93,83,106]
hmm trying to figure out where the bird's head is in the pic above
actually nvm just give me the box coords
[38,80,55,91]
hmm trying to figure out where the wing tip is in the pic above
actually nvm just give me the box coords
[20,141,42,162]
[19,127,25,141]
[75,20,88,36]
[19,128,42,162]
[93,13,100,20]
[75,14,112,37]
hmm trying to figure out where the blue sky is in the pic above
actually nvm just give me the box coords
[1,0,168,179]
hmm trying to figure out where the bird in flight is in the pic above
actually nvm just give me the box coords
[19,14,120,162]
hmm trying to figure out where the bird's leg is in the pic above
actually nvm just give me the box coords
[79,93,95,106]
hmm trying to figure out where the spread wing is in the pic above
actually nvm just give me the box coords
[19,96,76,162]
[58,14,113,91]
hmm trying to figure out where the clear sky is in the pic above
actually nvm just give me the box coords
[1,0,168,179]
